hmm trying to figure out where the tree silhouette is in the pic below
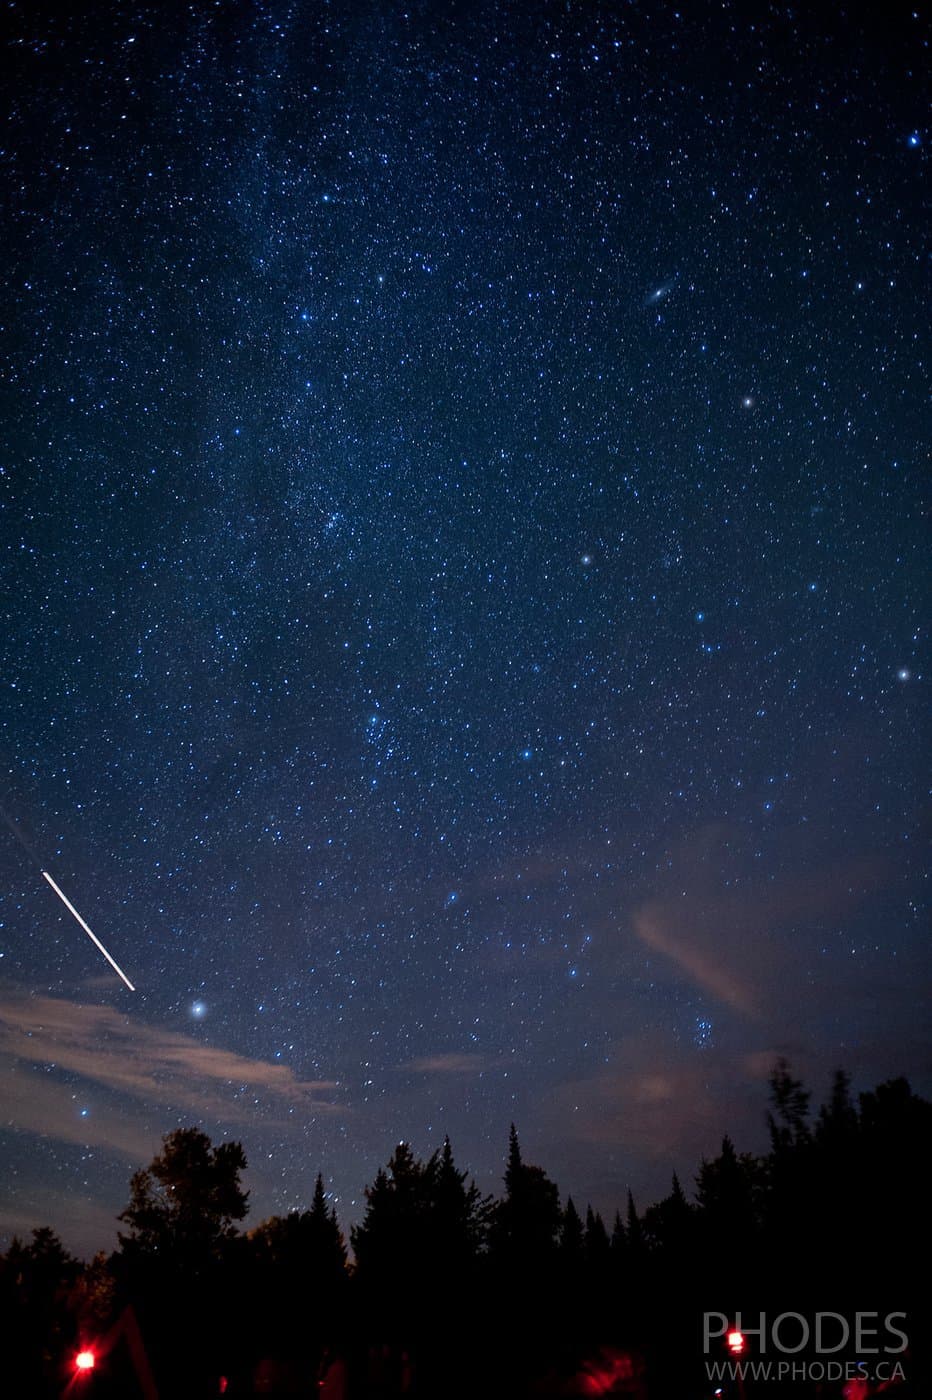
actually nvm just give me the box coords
[560,1195,585,1264]
[855,1075,932,1295]
[815,1067,858,1147]
[352,1137,489,1282]
[349,1137,489,1396]
[696,1138,759,1232]
[0,1229,79,1398]
[115,1128,249,1398]
[5,1068,930,1399]
[427,1135,491,1269]
[483,1127,566,1392]
[250,1175,347,1290]
[584,1205,611,1273]
[767,1056,812,1153]
[695,1135,763,1302]
[490,1124,561,1271]
[644,1172,693,1253]
[350,1142,426,1288]
[624,1188,644,1260]
[247,1174,348,1387]
[118,1127,248,1261]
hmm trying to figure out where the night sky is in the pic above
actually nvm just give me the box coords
[0,0,927,1258]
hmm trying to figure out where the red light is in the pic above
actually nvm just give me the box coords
[75,1349,96,1371]
[727,1330,745,1355]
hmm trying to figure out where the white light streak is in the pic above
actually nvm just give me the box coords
[41,870,135,991]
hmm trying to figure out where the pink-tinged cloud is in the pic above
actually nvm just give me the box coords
[537,1031,780,1183]
[628,827,894,1016]
[0,994,341,1130]
[0,1187,121,1255]
[633,904,760,1016]
[1,1064,156,1158]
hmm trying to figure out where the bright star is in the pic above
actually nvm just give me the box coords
[694,1017,713,1048]
[190,1000,207,1019]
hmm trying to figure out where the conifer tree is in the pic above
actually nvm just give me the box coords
[490,1125,561,1268]
[584,1205,611,1271]
[560,1196,585,1263]
[625,1189,644,1257]
[767,1058,812,1153]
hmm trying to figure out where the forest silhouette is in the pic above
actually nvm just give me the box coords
[2,1062,928,1398]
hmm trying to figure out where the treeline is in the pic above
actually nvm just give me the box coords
[2,1063,929,1398]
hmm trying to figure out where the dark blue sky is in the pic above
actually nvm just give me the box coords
[0,0,927,1256]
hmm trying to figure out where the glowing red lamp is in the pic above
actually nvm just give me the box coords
[75,1348,96,1372]
[726,1330,746,1355]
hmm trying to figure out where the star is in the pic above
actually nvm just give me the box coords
[0,0,923,1267]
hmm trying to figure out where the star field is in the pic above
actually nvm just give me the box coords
[0,0,927,1253]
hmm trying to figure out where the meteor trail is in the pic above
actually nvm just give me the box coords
[40,869,136,992]
[1,797,137,991]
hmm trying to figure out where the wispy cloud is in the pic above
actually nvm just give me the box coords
[0,1186,121,1255]
[1,1065,156,1157]
[538,1031,782,1188]
[0,994,341,1131]
[632,903,760,1015]
[628,825,893,1016]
